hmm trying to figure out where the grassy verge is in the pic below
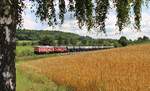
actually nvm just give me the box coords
[16,63,75,91]
[16,53,60,62]
[16,66,57,91]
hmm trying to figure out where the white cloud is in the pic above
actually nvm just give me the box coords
[22,14,37,29]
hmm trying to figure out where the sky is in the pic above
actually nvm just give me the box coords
[22,0,150,40]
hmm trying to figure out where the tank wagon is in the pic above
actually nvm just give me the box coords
[34,46,114,54]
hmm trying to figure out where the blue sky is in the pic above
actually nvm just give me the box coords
[22,0,150,40]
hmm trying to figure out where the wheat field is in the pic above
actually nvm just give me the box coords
[20,44,150,91]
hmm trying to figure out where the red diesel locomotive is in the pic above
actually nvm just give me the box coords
[34,46,67,54]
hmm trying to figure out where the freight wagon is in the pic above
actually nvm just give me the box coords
[34,46,114,54]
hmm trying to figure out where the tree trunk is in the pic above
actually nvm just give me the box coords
[0,0,16,91]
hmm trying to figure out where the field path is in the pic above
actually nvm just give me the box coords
[20,44,150,91]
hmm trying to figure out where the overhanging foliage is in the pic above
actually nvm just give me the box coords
[26,0,149,32]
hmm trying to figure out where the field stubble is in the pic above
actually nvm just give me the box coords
[20,44,150,91]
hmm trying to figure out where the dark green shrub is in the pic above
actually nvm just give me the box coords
[118,36,129,46]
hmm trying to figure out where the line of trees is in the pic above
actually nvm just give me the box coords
[16,29,122,47]
[132,36,150,44]
[118,36,150,46]
[38,36,121,46]
[17,29,150,47]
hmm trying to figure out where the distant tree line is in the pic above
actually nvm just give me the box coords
[118,36,150,46]
[131,36,150,44]
[17,29,122,47]
[16,29,150,47]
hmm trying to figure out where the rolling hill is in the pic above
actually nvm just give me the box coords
[16,29,87,41]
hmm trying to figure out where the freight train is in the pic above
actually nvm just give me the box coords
[34,46,114,54]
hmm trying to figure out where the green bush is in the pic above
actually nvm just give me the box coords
[118,36,129,46]
[16,46,34,57]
